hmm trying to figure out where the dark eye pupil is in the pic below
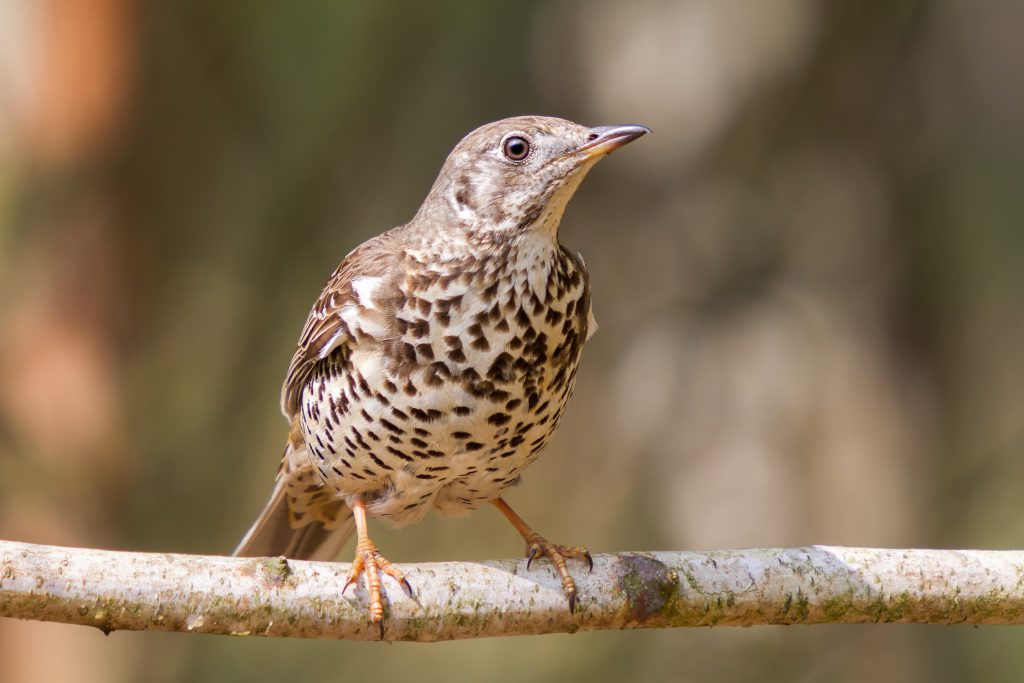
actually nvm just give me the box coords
[504,137,529,161]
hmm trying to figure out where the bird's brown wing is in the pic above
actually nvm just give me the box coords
[280,228,405,417]
[236,228,405,561]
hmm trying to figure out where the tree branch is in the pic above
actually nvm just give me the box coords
[2,540,1023,641]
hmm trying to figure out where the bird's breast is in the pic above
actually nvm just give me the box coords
[299,245,592,526]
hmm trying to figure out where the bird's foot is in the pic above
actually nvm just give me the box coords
[342,536,412,637]
[523,533,594,613]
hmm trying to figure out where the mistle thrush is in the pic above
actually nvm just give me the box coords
[235,116,649,632]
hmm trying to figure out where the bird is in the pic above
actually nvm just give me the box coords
[234,115,649,633]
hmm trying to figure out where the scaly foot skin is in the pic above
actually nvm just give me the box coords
[342,536,412,638]
[522,533,594,613]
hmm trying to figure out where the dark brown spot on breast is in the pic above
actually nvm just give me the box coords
[408,319,430,338]
[515,307,530,328]
[487,352,514,383]
[369,453,394,471]
[410,407,444,422]
[399,343,417,365]
[386,445,414,462]
[470,380,495,397]
[487,412,512,426]
[424,361,451,387]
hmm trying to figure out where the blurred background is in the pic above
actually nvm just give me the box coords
[1,0,1022,680]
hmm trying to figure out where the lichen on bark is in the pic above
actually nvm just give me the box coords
[2,541,1024,641]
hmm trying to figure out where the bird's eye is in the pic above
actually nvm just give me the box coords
[502,136,531,162]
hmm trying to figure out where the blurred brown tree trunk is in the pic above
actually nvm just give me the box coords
[0,2,137,682]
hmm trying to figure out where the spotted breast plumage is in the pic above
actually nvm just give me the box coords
[235,115,648,631]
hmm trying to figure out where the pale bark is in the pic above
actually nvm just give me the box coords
[2,540,1023,641]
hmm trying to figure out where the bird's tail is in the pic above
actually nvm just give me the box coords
[233,433,354,562]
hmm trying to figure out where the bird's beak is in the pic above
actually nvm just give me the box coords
[576,124,651,160]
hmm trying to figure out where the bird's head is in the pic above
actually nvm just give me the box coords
[417,116,649,240]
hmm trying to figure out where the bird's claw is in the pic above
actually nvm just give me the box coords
[526,544,539,570]
[342,537,411,637]
[523,534,591,613]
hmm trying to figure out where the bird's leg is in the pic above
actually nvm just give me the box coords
[492,497,593,613]
[342,496,412,637]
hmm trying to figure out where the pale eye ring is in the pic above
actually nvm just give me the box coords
[502,135,531,162]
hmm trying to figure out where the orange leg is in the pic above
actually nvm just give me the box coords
[342,497,412,638]
[493,497,593,613]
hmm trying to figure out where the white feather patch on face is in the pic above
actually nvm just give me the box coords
[449,186,478,223]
